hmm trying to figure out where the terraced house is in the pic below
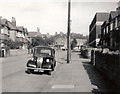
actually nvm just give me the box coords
[16,26,28,49]
[0,19,10,48]
[100,3,120,51]
[0,17,29,57]
[0,18,10,57]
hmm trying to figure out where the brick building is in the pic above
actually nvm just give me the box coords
[100,4,120,51]
[89,13,109,47]
[0,19,10,48]
[0,17,29,49]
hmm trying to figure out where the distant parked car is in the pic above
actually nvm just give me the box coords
[80,45,88,58]
[25,46,56,75]
[61,46,67,51]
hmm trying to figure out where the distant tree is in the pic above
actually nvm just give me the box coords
[44,37,55,46]
[3,39,22,49]
[71,38,77,50]
[31,36,55,47]
[32,36,43,47]
[83,39,89,45]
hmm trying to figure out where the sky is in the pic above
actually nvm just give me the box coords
[0,0,119,35]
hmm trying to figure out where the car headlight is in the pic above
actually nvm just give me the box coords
[31,58,34,61]
[37,57,43,63]
[46,59,50,62]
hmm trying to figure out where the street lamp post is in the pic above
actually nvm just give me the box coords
[67,0,71,63]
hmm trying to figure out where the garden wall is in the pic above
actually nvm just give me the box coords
[91,49,119,86]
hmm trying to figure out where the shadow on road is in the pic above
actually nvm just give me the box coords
[31,72,44,75]
[81,58,119,93]
[25,70,52,76]
[56,61,64,64]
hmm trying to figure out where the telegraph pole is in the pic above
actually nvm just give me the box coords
[117,2,120,90]
[119,9,120,92]
[67,0,71,63]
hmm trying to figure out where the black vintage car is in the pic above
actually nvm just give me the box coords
[25,46,56,75]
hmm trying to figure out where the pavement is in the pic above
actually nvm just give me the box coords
[42,51,93,92]
[42,50,118,92]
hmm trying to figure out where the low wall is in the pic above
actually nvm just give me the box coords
[10,49,28,56]
[80,48,92,58]
[91,49,119,86]
[81,49,88,58]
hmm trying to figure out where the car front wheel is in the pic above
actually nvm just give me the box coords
[25,69,31,74]
[51,65,54,71]
[47,70,51,75]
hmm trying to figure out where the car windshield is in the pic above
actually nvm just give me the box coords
[34,47,51,55]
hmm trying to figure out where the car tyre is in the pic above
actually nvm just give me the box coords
[52,68,54,71]
[51,65,54,71]
[25,69,31,74]
[47,70,51,75]
[29,69,34,73]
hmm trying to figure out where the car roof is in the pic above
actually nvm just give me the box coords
[35,46,53,50]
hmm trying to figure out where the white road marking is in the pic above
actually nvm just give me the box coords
[52,84,74,89]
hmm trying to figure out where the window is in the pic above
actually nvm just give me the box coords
[110,38,113,47]
[115,18,117,28]
[113,20,115,29]
[34,48,51,55]
[110,23,113,30]
[118,15,120,27]
[106,26,108,33]
[103,28,105,35]
[1,29,4,33]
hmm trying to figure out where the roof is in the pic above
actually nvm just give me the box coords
[1,19,7,26]
[7,21,16,30]
[1,19,17,30]
[101,20,109,28]
[110,11,118,19]
[28,32,37,37]
[17,26,24,32]
[0,18,28,33]
[90,12,109,29]
[96,12,109,21]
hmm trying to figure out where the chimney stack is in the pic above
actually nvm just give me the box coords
[12,17,16,26]
[37,27,41,35]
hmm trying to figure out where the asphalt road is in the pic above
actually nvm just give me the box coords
[2,50,67,92]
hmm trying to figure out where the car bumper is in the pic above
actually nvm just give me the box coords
[26,67,52,72]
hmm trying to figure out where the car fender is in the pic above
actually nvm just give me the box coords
[26,60,35,67]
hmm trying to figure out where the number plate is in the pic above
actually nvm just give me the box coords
[34,69,38,72]
[39,69,44,72]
